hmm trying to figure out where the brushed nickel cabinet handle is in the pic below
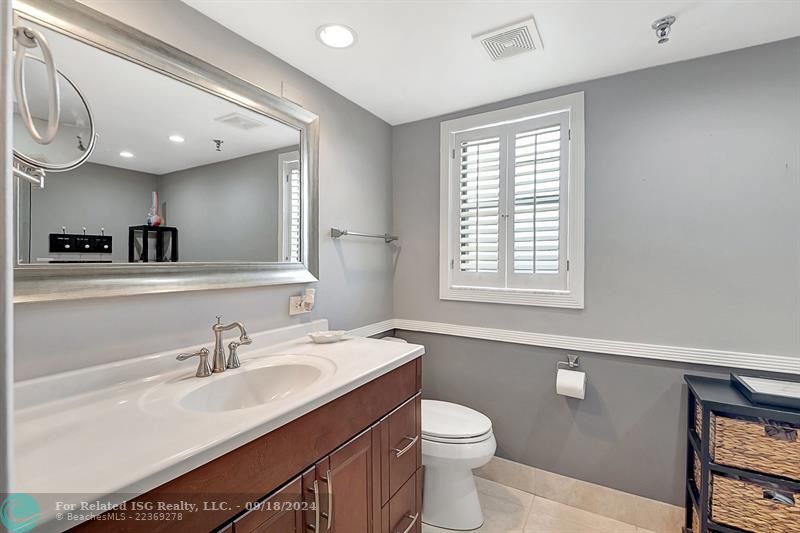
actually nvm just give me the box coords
[394,512,419,533]
[392,435,419,458]
[307,479,320,531]
[325,469,333,531]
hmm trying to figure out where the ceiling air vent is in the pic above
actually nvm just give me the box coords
[474,17,543,61]
[214,112,266,130]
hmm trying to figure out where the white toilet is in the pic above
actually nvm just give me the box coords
[421,399,496,531]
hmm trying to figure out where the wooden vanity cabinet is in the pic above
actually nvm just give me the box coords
[73,357,422,533]
[227,475,307,533]
[223,395,421,533]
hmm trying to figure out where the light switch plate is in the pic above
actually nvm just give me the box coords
[289,295,309,316]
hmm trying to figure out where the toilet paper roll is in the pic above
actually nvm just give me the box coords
[556,368,586,399]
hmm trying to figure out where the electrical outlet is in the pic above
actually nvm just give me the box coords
[289,295,309,316]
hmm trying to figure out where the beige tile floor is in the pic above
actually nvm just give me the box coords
[422,478,657,533]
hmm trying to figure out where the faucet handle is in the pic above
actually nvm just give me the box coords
[227,341,242,369]
[177,348,212,377]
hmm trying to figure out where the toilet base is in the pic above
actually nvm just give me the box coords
[422,464,484,531]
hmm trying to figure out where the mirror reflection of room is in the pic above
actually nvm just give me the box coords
[14,21,302,265]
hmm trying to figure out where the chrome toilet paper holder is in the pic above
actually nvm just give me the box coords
[557,355,580,370]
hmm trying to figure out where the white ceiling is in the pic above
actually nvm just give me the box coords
[22,21,299,175]
[184,0,800,125]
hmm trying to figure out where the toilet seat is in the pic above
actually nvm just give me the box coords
[422,399,493,444]
[422,430,493,444]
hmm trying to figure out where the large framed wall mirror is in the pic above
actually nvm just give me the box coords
[12,0,319,302]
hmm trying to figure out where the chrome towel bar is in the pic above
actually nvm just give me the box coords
[13,165,45,188]
[331,227,398,243]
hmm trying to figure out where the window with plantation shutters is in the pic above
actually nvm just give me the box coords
[440,93,584,308]
[279,151,302,263]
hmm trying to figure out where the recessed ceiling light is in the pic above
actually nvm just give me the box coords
[169,134,185,143]
[317,24,356,49]
[119,151,134,158]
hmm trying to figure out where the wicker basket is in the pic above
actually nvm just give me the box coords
[710,474,800,532]
[695,402,800,481]
[694,452,702,487]
[690,504,700,533]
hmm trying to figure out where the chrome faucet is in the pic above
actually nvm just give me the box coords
[211,316,252,372]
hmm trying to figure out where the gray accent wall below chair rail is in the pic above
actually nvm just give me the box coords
[391,37,800,358]
[400,330,795,506]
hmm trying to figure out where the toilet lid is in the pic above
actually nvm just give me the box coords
[422,400,492,440]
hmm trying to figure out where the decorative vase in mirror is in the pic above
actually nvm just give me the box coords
[146,191,163,227]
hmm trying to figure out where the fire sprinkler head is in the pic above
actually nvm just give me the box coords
[651,15,676,44]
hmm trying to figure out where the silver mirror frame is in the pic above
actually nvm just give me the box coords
[12,0,320,303]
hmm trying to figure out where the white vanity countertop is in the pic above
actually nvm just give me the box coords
[14,321,423,531]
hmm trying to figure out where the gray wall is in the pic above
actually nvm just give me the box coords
[400,330,794,506]
[14,0,394,379]
[159,147,295,262]
[392,39,800,505]
[392,38,800,357]
[24,162,158,263]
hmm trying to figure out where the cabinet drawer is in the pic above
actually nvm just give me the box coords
[380,394,421,504]
[696,403,800,481]
[382,468,422,533]
[233,476,304,533]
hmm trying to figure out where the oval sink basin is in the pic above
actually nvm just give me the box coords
[180,360,326,413]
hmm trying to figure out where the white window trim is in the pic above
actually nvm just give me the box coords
[439,92,585,308]
[278,150,301,262]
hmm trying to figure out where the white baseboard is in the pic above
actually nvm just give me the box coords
[348,318,800,375]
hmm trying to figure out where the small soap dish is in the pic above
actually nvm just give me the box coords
[309,330,347,344]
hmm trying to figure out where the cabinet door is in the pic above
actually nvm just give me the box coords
[322,428,375,533]
[233,477,303,533]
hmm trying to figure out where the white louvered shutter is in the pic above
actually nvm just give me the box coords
[507,111,569,290]
[451,126,507,288]
[281,157,302,262]
[287,162,302,262]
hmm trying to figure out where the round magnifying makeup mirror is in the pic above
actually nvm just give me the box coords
[13,53,96,172]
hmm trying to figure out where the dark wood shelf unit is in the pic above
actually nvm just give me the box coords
[684,375,800,533]
[685,376,800,425]
[128,225,179,263]
[688,428,701,454]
